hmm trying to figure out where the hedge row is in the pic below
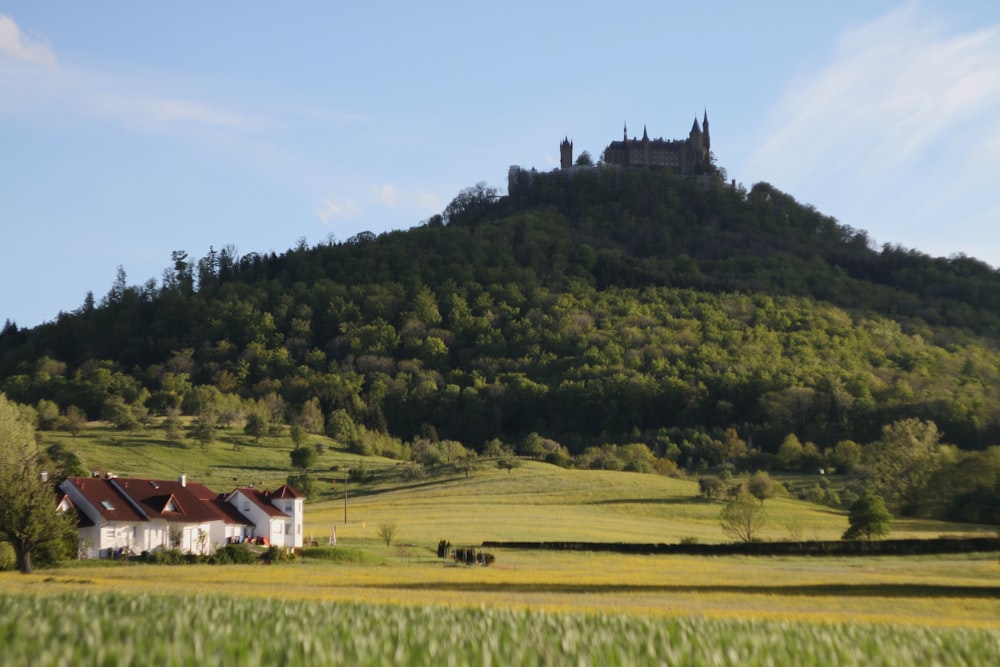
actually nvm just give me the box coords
[480,537,1000,557]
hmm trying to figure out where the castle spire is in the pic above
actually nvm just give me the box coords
[691,116,701,134]
[703,109,710,151]
[642,125,649,141]
[623,122,628,141]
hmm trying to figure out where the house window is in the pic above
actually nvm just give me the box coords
[285,523,291,535]
[101,500,115,510]
[243,502,250,512]
[284,501,293,513]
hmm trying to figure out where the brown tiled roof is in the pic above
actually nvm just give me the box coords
[65,477,146,523]
[231,487,287,517]
[63,476,253,526]
[267,484,305,499]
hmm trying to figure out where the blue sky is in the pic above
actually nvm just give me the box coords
[2,1,999,328]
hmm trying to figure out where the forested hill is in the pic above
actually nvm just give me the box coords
[4,167,1000,455]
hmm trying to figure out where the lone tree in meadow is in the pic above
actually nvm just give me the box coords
[377,523,399,551]
[720,490,767,543]
[842,491,891,541]
[748,471,783,505]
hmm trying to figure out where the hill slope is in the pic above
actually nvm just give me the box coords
[4,168,1000,457]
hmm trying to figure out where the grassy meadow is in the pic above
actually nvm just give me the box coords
[6,422,997,664]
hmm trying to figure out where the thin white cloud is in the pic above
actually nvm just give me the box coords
[0,14,57,69]
[748,5,1000,184]
[316,197,363,222]
[375,183,401,207]
[371,183,442,213]
[743,4,1000,261]
[86,92,272,132]
[0,14,271,136]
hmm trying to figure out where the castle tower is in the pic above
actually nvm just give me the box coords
[702,110,710,152]
[689,116,704,157]
[560,136,573,169]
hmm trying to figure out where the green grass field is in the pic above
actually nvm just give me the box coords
[10,422,997,664]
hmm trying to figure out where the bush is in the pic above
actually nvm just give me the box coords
[300,547,384,565]
[437,540,452,558]
[210,544,259,565]
[260,545,296,564]
[143,548,187,565]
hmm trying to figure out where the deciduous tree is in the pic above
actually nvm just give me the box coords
[864,419,944,514]
[720,490,766,543]
[842,491,891,540]
[0,394,76,573]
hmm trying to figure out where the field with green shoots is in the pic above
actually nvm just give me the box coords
[2,591,998,666]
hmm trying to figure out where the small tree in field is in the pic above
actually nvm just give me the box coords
[842,491,891,541]
[377,523,398,551]
[748,471,783,505]
[720,491,767,543]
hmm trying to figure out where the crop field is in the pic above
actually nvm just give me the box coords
[2,590,999,667]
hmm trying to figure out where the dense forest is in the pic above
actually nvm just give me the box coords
[2,167,1000,522]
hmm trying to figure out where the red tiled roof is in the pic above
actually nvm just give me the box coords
[230,487,287,517]
[267,484,305,499]
[63,476,253,526]
[64,477,146,523]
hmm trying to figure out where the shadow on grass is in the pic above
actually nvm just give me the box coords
[363,581,1000,599]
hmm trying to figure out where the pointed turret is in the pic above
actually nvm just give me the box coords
[642,125,649,141]
[703,109,710,151]
[623,122,628,141]
[690,117,701,135]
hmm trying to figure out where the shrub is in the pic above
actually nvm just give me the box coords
[210,544,258,565]
[260,546,296,564]
[143,548,187,565]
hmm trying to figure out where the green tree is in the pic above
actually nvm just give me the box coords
[188,413,216,448]
[377,523,398,551]
[62,405,86,438]
[0,395,76,573]
[244,412,269,443]
[776,433,804,471]
[286,472,315,498]
[290,446,317,470]
[720,490,767,543]
[35,399,60,431]
[299,397,325,435]
[842,491,891,540]
[747,470,783,505]
[864,419,944,514]
[497,447,521,474]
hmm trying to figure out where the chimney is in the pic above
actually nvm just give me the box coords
[178,474,187,487]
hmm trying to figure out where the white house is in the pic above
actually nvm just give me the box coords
[57,475,305,558]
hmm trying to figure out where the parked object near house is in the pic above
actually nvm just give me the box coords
[57,474,304,559]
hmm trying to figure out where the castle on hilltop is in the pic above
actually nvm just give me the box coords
[508,111,716,194]
[562,111,711,175]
